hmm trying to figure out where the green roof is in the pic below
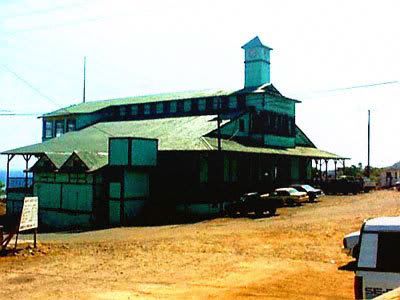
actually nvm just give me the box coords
[4,115,346,171]
[42,89,237,117]
[203,137,346,159]
[41,84,299,118]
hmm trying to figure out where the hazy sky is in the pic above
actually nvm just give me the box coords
[1,0,399,170]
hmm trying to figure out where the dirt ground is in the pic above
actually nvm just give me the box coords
[1,190,400,299]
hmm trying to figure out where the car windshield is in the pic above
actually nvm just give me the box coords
[301,185,315,192]
[286,188,300,195]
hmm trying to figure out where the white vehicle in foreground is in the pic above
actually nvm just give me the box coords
[353,217,400,299]
[343,231,360,258]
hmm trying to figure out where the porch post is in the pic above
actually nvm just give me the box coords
[319,159,322,182]
[334,160,337,179]
[325,159,328,181]
[343,159,346,175]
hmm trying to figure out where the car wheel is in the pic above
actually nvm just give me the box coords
[269,207,276,216]
[287,199,295,207]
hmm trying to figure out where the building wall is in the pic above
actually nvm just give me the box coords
[32,172,101,229]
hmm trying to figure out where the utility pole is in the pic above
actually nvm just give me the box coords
[367,109,371,177]
[83,56,86,103]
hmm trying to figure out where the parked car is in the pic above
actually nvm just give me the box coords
[291,184,324,202]
[362,177,376,193]
[350,217,400,299]
[394,181,400,191]
[320,176,363,195]
[225,192,280,217]
[342,230,360,258]
[267,187,309,206]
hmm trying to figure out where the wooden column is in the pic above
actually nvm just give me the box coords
[319,159,323,182]
[334,160,337,179]
[325,159,328,181]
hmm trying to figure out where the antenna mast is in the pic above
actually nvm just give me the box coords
[367,109,371,177]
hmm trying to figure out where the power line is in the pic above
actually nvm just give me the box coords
[0,64,60,107]
[0,64,116,137]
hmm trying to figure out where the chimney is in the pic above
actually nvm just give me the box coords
[242,36,272,88]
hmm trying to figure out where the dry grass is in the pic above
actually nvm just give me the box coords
[0,190,399,299]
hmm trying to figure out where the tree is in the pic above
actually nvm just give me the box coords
[0,181,4,196]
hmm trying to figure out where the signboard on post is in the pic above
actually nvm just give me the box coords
[20,197,38,231]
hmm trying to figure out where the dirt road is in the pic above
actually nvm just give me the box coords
[1,190,399,299]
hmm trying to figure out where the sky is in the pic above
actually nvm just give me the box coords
[0,0,399,170]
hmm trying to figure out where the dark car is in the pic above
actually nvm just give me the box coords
[291,184,323,202]
[320,176,363,195]
[225,192,279,217]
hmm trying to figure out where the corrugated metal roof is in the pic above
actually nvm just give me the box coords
[42,89,237,117]
[3,115,346,171]
[203,137,346,159]
[41,84,300,118]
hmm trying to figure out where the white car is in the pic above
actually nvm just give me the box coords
[343,231,360,258]
[353,217,400,299]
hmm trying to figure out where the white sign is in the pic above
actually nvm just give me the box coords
[19,197,38,232]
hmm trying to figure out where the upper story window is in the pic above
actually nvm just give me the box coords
[212,98,219,110]
[229,97,237,109]
[170,101,177,113]
[55,120,64,137]
[156,103,163,114]
[184,100,191,112]
[144,104,151,115]
[44,121,53,138]
[198,99,206,111]
[131,105,138,115]
[66,119,76,132]
[119,106,127,118]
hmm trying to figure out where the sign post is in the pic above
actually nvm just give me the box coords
[16,197,38,248]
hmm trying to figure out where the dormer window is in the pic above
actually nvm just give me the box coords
[55,120,64,137]
[198,99,206,111]
[184,100,191,112]
[131,105,138,115]
[150,103,157,115]
[144,104,151,115]
[44,121,53,138]
[119,106,127,117]
[156,103,163,114]
[170,101,177,113]
[67,119,76,132]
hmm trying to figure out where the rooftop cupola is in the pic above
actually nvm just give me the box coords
[242,36,272,88]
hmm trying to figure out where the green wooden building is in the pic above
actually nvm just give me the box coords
[3,37,346,229]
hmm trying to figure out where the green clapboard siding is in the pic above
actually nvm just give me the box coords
[124,200,145,219]
[109,182,121,199]
[291,157,300,181]
[109,200,121,225]
[39,210,91,229]
[124,170,149,198]
[264,135,295,148]
[35,183,61,209]
[61,184,93,211]
[109,138,129,165]
[131,139,157,166]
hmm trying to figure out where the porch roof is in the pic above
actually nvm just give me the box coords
[3,115,347,172]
